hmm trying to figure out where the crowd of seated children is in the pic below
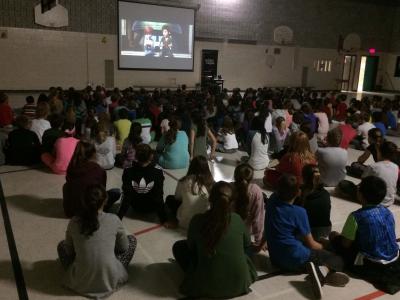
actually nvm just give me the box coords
[316,128,348,187]
[172,181,257,299]
[165,155,214,229]
[2,86,400,298]
[330,176,400,294]
[58,185,136,298]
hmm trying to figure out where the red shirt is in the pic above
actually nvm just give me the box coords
[335,102,348,121]
[276,153,316,185]
[0,103,13,127]
[339,124,357,149]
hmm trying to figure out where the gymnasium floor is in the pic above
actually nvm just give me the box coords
[1,145,400,300]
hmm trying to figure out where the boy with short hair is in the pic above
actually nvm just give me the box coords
[265,175,348,298]
[330,176,400,294]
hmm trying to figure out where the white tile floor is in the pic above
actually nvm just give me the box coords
[1,147,400,300]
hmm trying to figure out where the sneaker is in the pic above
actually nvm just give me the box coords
[306,262,323,299]
[324,272,350,287]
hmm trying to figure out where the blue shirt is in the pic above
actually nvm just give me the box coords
[373,122,387,136]
[386,112,397,130]
[353,205,399,261]
[264,193,311,270]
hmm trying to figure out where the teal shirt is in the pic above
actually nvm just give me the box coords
[157,131,189,169]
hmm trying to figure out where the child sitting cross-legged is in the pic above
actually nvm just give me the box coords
[330,176,400,295]
[265,174,349,299]
[57,184,136,298]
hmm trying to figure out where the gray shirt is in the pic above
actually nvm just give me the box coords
[316,147,348,187]
[363,161,399,206]
[63,213,129,298]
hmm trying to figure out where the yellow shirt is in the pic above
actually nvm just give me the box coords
[114,119,131,144]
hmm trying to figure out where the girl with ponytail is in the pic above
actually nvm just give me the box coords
[172,181,257,299]
[57,184,137,298]
[63,140,120,218]
[156,116,190,169]
[233,164,265,250]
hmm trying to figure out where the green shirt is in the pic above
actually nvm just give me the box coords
[341,214,358,241]
[181,213,257,298]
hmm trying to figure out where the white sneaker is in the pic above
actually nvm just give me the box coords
[307,262,323,299]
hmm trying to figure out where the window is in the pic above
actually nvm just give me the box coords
[314,60,332,72]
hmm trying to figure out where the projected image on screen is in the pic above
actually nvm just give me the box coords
[118,1,195,70]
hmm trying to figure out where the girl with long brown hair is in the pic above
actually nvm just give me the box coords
[165,155,214,229]
[172,181,257,298]
[157,116,190,169]
[264,130,316,188]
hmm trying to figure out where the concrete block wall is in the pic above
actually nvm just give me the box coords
[0,0,396,50]
[0,27,343,92]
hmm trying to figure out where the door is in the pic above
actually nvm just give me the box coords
[363,56,379,91]
[357,56,379,92]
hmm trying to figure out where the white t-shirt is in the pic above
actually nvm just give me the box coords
[30,118,51,143]
[95,136,116,170]
[363,161,399,207]
[248,132,270,170]
[264,114,273,133]
[357,122,375,148]
[315,112,329,139]
[222,133,239,150]
[175,176,209,229]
